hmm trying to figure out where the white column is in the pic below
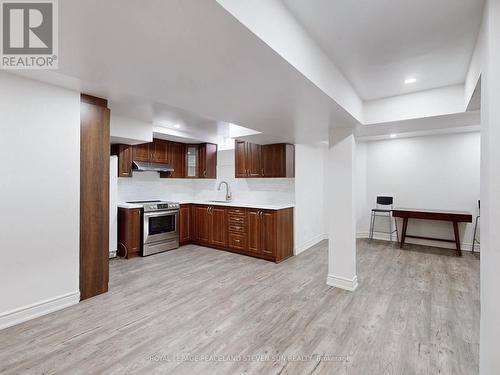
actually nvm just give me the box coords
[480,1,500,374]
[326,127,358,291]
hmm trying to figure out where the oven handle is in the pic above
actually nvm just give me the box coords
[144,210,179,218]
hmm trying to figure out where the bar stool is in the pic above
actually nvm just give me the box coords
[472,200,480,253]
[369,196,399,242]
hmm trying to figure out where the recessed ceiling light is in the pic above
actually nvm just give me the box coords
[390,134,397,138]
[404,78,417,84]
[173,124,181,129]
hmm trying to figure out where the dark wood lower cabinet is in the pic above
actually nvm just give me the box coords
[80,94,110,301]
[179,204,191,244]
[188,205,293,263]
[118,207,141,258]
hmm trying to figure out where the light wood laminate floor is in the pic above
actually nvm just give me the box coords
[0,239,479,375]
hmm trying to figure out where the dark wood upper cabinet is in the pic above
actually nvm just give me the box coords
[133,142,150,162]
[235,140,247,178]
[152,139,169,163]
[80,94,110,301]
[261,143,295,178]
[235,141,294,178]
[247,143,261,177]
[199,143,217,179]
[111,144,132,177]
[168,141,186,178]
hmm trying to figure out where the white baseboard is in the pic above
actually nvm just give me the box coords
[0,291,80,331]
[295,233,328,255]
[356,231,480,252]
[327,274,358,291]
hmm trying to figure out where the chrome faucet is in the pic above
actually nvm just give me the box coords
[218,181,232,201]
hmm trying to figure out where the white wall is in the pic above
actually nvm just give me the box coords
[0,73,80,329]
[356,132,481,250]
[294,143,328,254]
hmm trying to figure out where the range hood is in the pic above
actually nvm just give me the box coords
[132,160,174,173]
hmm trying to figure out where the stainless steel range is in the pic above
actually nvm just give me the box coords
[127,200,180,256]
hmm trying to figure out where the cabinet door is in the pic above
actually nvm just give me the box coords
[261,211,276,256]
[235,140,247,177]
[179,205,191,243]
[152,139,168,163]
[247,209,262,253]
[111,144,133,177]
[133,143,151,162]
[199,143,217,178]
[169,142,186,178]
[186,145,199,177]
[247,143,261,177]
[210,207,227,246]
[261,144,281,178]
[193,206,210,244]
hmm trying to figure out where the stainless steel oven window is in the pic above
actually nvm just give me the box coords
[143,210,179,244]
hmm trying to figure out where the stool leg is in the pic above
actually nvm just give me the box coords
[394,217,399,243]
[389,214,393,242]
[472,216,479,253]
[369,212,374,240]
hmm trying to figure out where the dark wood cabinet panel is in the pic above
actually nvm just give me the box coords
[118,207,141,258]
[261,211,276,255]
[236,141,294,178]
[247,209,262,254]
[210,207,227,246]
[168,141,186,178]
[199,143,217,179]
[247,143,261,177]
[80,94,110,301]
[235,140,247,177]
[152,139,169,163]
[192,206,210,244]
[111,144,132,177]
[179,204,191,244]
[133,143,150,162]
[261,143,295,178]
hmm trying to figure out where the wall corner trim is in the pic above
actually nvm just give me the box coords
[326,274,358,292]
[0,291,80,331]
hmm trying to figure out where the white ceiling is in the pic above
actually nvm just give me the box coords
[282,0,485,100]
[16,0,357,145]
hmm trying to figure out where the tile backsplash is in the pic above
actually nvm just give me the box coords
[117,150,295,204]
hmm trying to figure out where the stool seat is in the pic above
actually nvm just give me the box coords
[372,208,392,213]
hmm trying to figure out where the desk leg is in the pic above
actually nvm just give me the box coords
[453,221,462,257]
[400,217,408,249]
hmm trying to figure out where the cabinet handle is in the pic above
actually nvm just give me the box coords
[261,168,264,177]
[204,170,207,177]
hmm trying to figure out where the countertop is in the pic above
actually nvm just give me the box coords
[118,201,294,210]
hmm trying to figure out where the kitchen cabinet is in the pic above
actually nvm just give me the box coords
[235,141,261,177]
[235,141,294,178]
[111,144,133,177]
[117,207,141,258]
[192,205,210,244]
[189,204,293,262]
[166,141,186,178]
[198,143,217,178]
[261,144,295,178]
[179,204,191,244]
[133,142,151,162]
[114,139,216,179]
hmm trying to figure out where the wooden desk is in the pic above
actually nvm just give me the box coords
[392,208,472,256]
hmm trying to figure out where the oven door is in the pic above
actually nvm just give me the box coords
[143,210,178,244]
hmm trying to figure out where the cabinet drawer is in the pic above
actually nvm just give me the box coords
[227,208,246,216]
[228,224,245,233]
[228,233,247,251]
[228,216,246,225]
